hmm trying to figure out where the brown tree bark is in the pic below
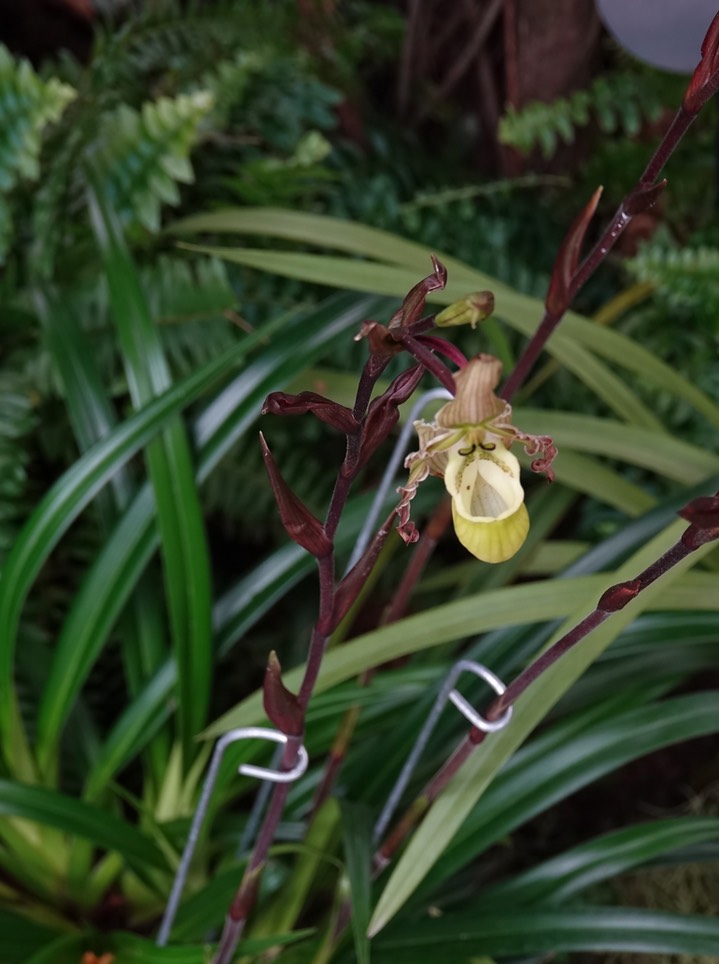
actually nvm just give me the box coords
[515,0,602,106]
[0,0,94,65]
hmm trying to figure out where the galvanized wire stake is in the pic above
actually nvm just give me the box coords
[373,660,512,844]
[156,727,309,947]
[346,387,451,572]
[236,745,283,857]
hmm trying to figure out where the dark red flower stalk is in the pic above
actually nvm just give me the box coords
[356,364,424,469]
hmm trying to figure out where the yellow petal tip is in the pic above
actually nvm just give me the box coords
[452,502,529,563]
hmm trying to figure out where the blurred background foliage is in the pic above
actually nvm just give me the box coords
[1,1,719,962]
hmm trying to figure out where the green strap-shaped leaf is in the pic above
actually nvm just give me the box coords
[0,908,63,963]
[206,568,719,738]
[0,780,166,870]
[482,816,719,908]
[83,492,403,799]
[372,907,719,961]
[253,799,342,943]
[87,176,213,762]
[171,207,719,428]
[108,929,316,963]
[413,691,719,899]
[35,286,170,785]
[31,295,384,785]
[368,521,715,934]
[25,933,89,964]
[518,408,719,484]
[83,662,176,802]
[340,800,374,964]
[0,290,285,768]
[543,449,653,516]
[178,245,659,429]
[25,927,317,964]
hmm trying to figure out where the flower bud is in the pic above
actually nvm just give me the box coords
[598,579,640,613]
[260,432,332,558]
[387,255,447,335]
[684,10,719,114]
[678,494,719,549]
[263,651,303,736]
[356,365,424,468]
[262,391,358,434]
[435,291,494,329]
[678,495,719,529]
[682,526,719,550]
[546,185,602,317]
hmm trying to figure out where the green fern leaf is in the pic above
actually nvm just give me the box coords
[0,46,75,190]
[499,70,667,159]
[626,239,719,313]
[29,128,86,279]
[141,256,240,376]
[200,51,266,127]
[0,372,36,565]
[0,46,75,261]
[0,201,11,261]
[89,2,292,108]
[89,90,214,232]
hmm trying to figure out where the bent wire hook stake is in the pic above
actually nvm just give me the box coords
[373,659,512,844]
[156,726,309,946]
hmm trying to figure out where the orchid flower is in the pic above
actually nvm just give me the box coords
[396,354,556,563]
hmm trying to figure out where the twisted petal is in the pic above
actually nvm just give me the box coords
[444,441,529,563]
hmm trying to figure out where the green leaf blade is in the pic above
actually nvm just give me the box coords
[368,521,715,935]
[88,179,213,759]
[373,907,719,961]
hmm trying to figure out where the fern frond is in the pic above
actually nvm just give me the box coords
[626,240,719,313]
[199,51,266,127]
[89,1,294,104]
[0,202,11,262]
[0,46,76,189]
[141,256,240,376]
[88,91,214,232]
[0,46,75,261]
[144,255,236,324]
[228,131,334,206]
[30,128,86,278]
[0,372,37,565]
[238,57,341,152]
[499,71,667,159]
